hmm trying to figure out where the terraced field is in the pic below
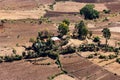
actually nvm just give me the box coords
[61,54,120,80]
[74,0,118,3]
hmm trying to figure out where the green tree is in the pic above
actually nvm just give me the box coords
[80,4,99,20]
[75,21,88,40]
[62,19,70,26]
[93,36,100,43]
[102,28,111,51]
[58,22,69,37]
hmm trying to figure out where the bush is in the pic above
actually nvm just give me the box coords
[114,48,119,55]
[108,54,117,59]
[94,53,99,56]
[13,55,22,61]
[103,9,111,14]
[93,36,100,43]
[62,19,70,26]
[107,46,114,52]
[116,58,120,64]
[4,55,22,62]
[87,54,94,59]
[48,52,58,60]
[61,46,75,55]
[12,48,17,54]
[0,58,3,63]
[4,56,14,62]
[22,52,26,57]
[79,44,96,52]
[99,55,107,59]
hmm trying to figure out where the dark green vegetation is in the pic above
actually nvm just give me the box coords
[102,28,111,51]
[93,36,100,43]
[73,20,88,40]
[80,4,99,20]
[58,20,69,37]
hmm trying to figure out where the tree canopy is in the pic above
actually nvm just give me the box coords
[102,28,111,51]
[75,20,88,40]
[58,22,69,37]
[80,4,99,20]
[62,19,70,26]
[102,28,111,40]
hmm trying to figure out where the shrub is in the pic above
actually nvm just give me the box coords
[12,48,17,54]
[116,58,120,64]
[87,54,94,59]
[22,52,26,57]
[4,56,14,62]
[103,9,111,14]
[93,36,100,43]
[62,19,70,26]
[48,52,58,60]
[16,43,19,47]
[108,54,117,59]
[13,55,22,61]
[61,46,75,55]
[94,53,99,56]
[0,58,3,63]
[107,46,114,52]
[99,55,107,59]
[114,48,119,55]
[79,44,96,52]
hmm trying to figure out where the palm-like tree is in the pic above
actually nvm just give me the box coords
[102,28,111,51]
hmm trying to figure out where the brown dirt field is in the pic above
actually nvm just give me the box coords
[0,9,46,19]
[54,74,75,80]
[61,54,120,80]
[0,0,54,10]
[0,0,54,19]
[74,0,118,3]
[106,2,120,12]
[44,11,81,23]
[0,60,60,80]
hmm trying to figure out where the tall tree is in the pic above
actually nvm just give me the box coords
[58,22,69,37]
[75,20,88,40]
[102,28,111,51]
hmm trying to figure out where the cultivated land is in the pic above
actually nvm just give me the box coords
[0,0,120,80]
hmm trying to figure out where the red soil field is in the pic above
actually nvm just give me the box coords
[0,0,54,10]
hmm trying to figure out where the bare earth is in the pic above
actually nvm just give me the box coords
[0,0,120,80]
[54,1,108,12]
